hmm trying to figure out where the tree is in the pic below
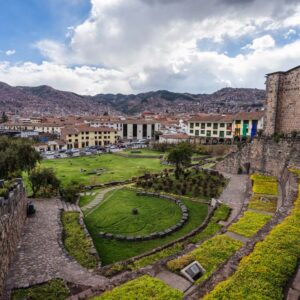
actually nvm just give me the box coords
[1,112,8,123]
[167,142,193,179]
[59,182,81,203]
[29,167,60,197]
[0,136,41,179]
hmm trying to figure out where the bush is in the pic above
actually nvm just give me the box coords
[91,275,183,300]
[203,181,300,300]
[167,235,242,284]
[11,279,69,300]
[59,183,81,203]
[228,211,272,238]
[62,212,97,269]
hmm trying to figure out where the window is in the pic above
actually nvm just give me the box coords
[220,131,224,138]
[207,123,211,127]
[201,130,205,134]
[213,130,218,135]
[220,123,225,127]
[226,123,232,130]
[195,130,199,136]
[213,123,218,129]
[190,123,194,129]
[68,139,72,142]
[68,134,72,137]
[207,130,211,137]
[195,123,199,127]
[201,123,205,129]
[190,129,194,134]
[226,131,231,136]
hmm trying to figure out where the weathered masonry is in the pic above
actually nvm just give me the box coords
[0,180,27,295]
[264,65,300,136]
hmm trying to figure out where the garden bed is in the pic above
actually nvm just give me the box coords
[203,175,300,299]
[91,275,183,300]
[227,211,272,238]
[62,212,98,269]
[167,234,242,284]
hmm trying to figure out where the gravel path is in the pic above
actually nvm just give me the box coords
[3,199,109,298]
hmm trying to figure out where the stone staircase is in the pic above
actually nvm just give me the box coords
[57,200,81,212]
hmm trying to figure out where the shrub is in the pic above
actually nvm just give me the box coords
[59,182,81,203]
[92,275,183,300]
[203,182,300,300]
[11,279,69,300]
[228,211,272,238]
[62,212,97,269]
[167,235,242,284]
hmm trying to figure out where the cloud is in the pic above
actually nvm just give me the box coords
[5,50,16,56]
[3,0,300,94]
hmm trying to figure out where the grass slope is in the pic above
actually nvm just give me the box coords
[42,154,168,187]
[85,190,208,265]
[92,275,183,300]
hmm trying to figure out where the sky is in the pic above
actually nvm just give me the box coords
[0,0,300,95]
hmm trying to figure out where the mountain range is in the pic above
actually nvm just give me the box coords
[0,81,266,116]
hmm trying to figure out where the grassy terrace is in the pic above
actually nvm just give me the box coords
[251,173,278,196]
[41,154,168,187]
[167,234,242,284]
[228,211,272,238]
[204,174,300,300]
[11,279,69,300]
[122,149,164,157]
[92,275,183,300]
[248,194,278,213]
[84,189,208,265]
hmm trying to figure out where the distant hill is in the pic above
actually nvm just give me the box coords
[0,82,266,116]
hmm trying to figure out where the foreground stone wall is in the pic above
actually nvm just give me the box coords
[264,66,300,136]
[216,138,300,177]
[0,181,27,294]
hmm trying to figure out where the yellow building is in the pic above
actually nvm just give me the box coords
[61,125,118,149]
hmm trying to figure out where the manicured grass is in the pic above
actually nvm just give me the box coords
[248,194,277,213]
[167,234,242,284]
[188,204,231,244]
[123,149,164,156]
[41,154,168,187]
[251,173,278,196]
[79,190,100,207]
[128,243,184,271]
[91,275,183,300]
[85,189,182,236]
[62,212,98,269]
[11,279,69,300]
[203,182,300,300]
[85,192,208,265]
[228,211,272,238]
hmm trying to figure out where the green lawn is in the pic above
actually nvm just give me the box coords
[41,154,168,187]
[85,189,182,236]
[123,149,164,156]
[84,189,208,265]
[79,189,100,207]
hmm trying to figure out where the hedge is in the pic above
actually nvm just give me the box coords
[167,235,242,284]
[203,182,300,300]
[91,275,183,300]
[62,212,98,269]
[248,194,277,213]
[228,211,272,238]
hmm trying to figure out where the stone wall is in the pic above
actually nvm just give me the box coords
[264,66,300,136]
[0,180,27,294]
[216,138,300,177]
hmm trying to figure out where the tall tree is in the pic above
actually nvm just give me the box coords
[1,112,8,123]
[167,142,193,179]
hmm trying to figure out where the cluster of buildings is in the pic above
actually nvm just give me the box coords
[0,110,265,151]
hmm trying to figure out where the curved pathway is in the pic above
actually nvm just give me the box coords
[217,173,249,226]
[3,199,109,298]
[81,186,123,215]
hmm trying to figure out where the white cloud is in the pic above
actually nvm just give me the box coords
[244,35,276,51]
[5,49,16,56]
